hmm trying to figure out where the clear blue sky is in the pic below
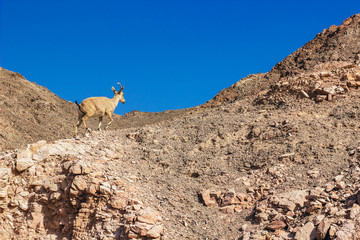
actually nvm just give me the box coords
[1,1,359,114]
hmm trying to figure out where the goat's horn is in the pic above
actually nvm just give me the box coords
[117,82,124,91]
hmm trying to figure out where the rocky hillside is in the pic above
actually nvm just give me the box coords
[272,14,360,77]
[0,68,188,151]
[0,68,77,151]
[1,13,360,240]
[205,13,360,108]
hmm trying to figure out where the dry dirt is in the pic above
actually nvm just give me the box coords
[1,13,360,240]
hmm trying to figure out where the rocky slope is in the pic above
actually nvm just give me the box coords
[0,68,188,151]
[2,91,360,239]
[0,68,77,151]
[1,13,360,240]
[205,13,360,108]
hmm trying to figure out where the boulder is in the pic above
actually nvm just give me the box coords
[271,190,308,211]
[295,222,316,240]
[146,225,163,238]
[16,158,35,172]
[316,217,331,239]
[266,221,286,231]
[335,221,356,240]
[201,189,217,207]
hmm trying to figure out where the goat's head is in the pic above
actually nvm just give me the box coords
[112,82,125,103]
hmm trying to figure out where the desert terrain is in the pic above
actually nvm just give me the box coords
[1,13,360,240]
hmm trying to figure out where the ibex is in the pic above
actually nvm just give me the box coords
[74,83,125,136]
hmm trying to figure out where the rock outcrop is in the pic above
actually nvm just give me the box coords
[0,138,164,240]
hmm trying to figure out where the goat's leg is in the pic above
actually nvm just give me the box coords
[82,115,92,132]
[74,124,80,137]
[97,116,103,131]
[105,112,113,129]
[74,113,85,137]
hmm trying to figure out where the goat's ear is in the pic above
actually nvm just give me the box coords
[111,86,116,93]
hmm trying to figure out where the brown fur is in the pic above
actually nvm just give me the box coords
[74,83,125,136]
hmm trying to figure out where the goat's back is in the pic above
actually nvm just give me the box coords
[80,97,115,116]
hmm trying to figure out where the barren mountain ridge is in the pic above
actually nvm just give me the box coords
[1,13,360,240]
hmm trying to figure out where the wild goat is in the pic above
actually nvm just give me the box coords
[74,83,125,136]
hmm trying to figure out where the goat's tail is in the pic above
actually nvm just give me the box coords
[75,100,84,112]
